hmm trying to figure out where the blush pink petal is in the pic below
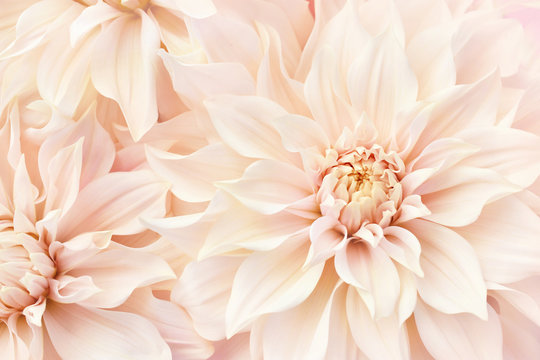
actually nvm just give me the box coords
[41,139,83,217]
[414,299,503,360]
[380,226,423,276]
[452,12,524,83]
[37,108,115,189]
[57,170,169,240]
[47,275,100,304]
[118,288,214,360]
[208,333,251,360]
[325,284,366,360]
[408,72,500,157]
[335,244,400,318]
[306,216,347,267]
[417,166,520,227]
[457,195,540,284]
[43,303,171,360]
[49,230,111,273]
[67,248,175,308]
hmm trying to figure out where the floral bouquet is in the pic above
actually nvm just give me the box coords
[0,0,539,359]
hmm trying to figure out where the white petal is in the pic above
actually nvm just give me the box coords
[456,127,540,189]
[406,25,455,99]
[44,303,171,360]
[90,11,160,141]
[304,47,357,142]
[189,13,262,75]
[256,23,310,116]
[403,219,488,318]
[346,286,410,360]
[204,95,291,161]
[226,238,324,337]
[69,1,122,46]
[271,114,330,153]
[218,159,312,215]
[348,29,418,144]
[174,256,243,341]
[261,267,340,360]
[396,264,417,325]
[202,206,312,258]
[160,50,254,109]
[146,143,252,202]
[414,299,503,360]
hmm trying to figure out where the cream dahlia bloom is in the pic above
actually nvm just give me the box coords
[0,101,213,359]
[146,0,540,358]
[0,0,217,140]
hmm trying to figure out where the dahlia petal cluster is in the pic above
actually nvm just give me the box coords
[1,0,539,359]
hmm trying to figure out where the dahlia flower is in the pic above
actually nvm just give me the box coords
[145,0,540,358]
[0,102,213,359]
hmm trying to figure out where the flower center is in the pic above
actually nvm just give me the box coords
[0,232,55,320]
[317,145,405,234]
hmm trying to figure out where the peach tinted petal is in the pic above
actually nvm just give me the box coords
[457,196,540,284]
[119,289,213,360]
[69,248,174,308]
[414,300,503,360]
[43,303,171,360]
[146,143,252,203]
[346,286,410,360]
[403,219,488,319]
[173,256,244,341]
[57,171,168,240]
[226,238,324,337]
[218,159,313,215]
